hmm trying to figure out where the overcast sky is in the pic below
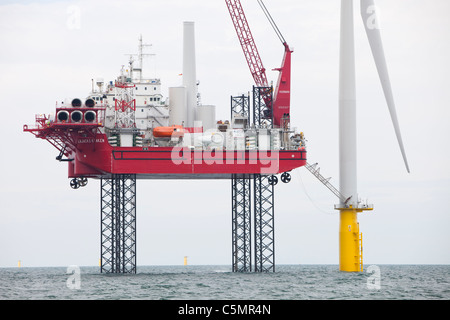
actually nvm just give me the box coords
[0,0,449,268]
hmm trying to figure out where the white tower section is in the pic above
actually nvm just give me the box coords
[339,0,358,207]
[169,86,187,126]
[183,21,198,128]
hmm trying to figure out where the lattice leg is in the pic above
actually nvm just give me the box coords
[100,174,136,274]
[232,175,252,272]
[254,174,275,272]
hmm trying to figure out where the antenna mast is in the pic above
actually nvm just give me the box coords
[125,35,154,82]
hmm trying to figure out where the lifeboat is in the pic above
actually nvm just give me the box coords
[153,125,184,138]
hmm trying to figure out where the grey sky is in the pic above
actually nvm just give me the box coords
[0,0,449,267]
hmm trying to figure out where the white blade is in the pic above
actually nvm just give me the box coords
[361,0,410,173]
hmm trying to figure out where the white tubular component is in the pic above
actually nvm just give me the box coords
[195,105,216,131]
[169,86,187,126]
[57,110,70,122]
[70,110,83,123]
[84,110,96,123]
[339,0,358,206]
[183,21,197,128]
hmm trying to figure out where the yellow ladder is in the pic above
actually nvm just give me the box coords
[359,232,363,272]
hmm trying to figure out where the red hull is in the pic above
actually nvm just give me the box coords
[24,115,306,180]
[70,134,306,179]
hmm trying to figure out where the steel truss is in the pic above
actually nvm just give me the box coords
[231,93,251,123]
[225,0,269,88]
[231,174,275,273]
[230,87,276,273]
[253,86,273,127]
[253,174,275,272]
[100,174,137,274]
[114,80,136,129]
[231,175,252,272]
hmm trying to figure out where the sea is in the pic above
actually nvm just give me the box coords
[0,264,448,301]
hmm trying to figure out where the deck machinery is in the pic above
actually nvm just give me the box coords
[23,2,306,273]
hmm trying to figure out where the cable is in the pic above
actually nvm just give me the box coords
[257,0,286,45]
[295,169,336,215]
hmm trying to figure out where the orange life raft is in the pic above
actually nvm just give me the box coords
[153,125,185,138]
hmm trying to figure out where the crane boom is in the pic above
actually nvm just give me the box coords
[225,0,292,127]
[225,0,268,87]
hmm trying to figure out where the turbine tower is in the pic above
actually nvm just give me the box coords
[338,0,409,272]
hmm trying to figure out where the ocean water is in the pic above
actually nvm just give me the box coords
[0,265,449,300]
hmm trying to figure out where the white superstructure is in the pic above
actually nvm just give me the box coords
[87,36,170,139]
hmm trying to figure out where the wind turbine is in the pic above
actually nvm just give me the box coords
[338,0,410,272]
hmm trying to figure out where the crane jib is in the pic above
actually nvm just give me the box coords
[225,0,292,127]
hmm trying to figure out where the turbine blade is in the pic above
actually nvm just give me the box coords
[361,0,410,173]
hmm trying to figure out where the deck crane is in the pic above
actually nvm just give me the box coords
[225,0,293,128]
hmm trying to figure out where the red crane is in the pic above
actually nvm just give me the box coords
[225,0,292,127]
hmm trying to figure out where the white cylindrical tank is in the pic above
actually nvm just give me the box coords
[195,105,216,131]
[169,86,187,126]
[183,21,197,128]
